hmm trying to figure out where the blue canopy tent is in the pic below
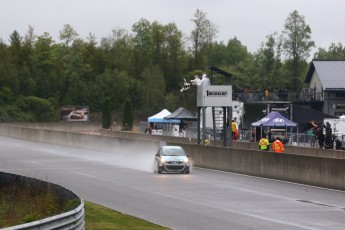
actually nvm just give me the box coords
[252,111,298,144]
[252,111,297,127]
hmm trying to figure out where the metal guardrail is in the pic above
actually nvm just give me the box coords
[2,200,85,230]
[0,172,85,230]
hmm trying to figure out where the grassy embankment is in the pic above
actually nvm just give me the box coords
[0,182,169,229]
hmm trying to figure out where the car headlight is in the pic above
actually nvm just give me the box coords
[182,157,189,163]
[160,157,166,163]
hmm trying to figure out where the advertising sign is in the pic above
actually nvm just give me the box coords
[197,85,232,107]
[60,106,89,122]
[269,103,291,119]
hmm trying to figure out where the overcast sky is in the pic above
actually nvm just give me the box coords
[2,0,344,56]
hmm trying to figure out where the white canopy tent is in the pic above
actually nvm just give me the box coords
[147,109,180,135]
[148,109,180,123]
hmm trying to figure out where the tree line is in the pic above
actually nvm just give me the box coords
[0,9,345,122]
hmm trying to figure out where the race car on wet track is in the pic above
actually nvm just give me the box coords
[153,145,190,174]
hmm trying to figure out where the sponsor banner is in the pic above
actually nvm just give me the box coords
[269,103,291,119]
[60,106,89,122]
[197,85,232,107]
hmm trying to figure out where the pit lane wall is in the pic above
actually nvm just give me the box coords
[0,124,344,191]
[0,124,160,154]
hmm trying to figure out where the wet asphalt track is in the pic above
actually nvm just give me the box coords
[1,136,345,230]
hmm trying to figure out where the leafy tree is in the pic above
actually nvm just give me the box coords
[21,96,57,122]
[0,104,35,122]
[113,71,130,109]
[132,19,153,77]
[207,41,227,66]
[314,42,345,59]
[9,30,22,52]
[165,92,180,112]
[151,21,165,66]
[24,25,36,46]
[59,38,90,106]
[90,69,126,110]
[0,86,14,105]
[137,64,166,113]
[281,59,309,90]
[162,23,186,92]
[222,37,254,89]
[0,40,16,91]
[282,10,315,90]
[31,32,58,98]
[100,28,132,76]
[0,12,337,123]
[225,37,251,66]
[59,24,79,47]
[102,97,111,129]
[190,9,218,69]
[6,30,23,94]
[84,32,106,80]
[254,33,283,90]
[122,96,133,131]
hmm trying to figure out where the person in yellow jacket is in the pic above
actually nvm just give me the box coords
[231,119,237,140]
[272,137,285,153]
[265,89,269,100]
[259,134,269,151]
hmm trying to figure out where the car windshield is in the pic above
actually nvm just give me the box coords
[161,147,186,156]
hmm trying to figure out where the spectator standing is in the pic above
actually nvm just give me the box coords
[267,129,272,142]
[259,134,269,151]
[265,89,269,100]
[307,127,316,147]
[250,128,256,142]
[231,119,237,140]
[334,137,343,150]
[200,74,210,86]
[316,126,325,148]
[272,137,285,153]
[324,122,332,149]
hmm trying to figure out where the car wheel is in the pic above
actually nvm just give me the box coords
[184,170,190,174]
[156,162,162,174]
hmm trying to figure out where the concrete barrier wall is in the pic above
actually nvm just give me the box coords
[4,122,102,133]
[176,144,345,191]
[1,124,345,191]
[0,124,160,154]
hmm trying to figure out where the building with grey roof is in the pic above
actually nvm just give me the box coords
[305,59,345,116]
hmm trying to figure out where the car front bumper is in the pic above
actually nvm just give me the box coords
[159,162,190,172]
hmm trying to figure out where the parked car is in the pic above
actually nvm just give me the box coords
[153,146,190,174]
[69,110,85,119]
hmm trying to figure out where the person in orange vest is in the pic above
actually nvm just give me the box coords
[272,137,285,153]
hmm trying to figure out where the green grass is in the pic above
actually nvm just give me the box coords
[0,182,170,229]
[84,201,170,230]
[0,183,66,228]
